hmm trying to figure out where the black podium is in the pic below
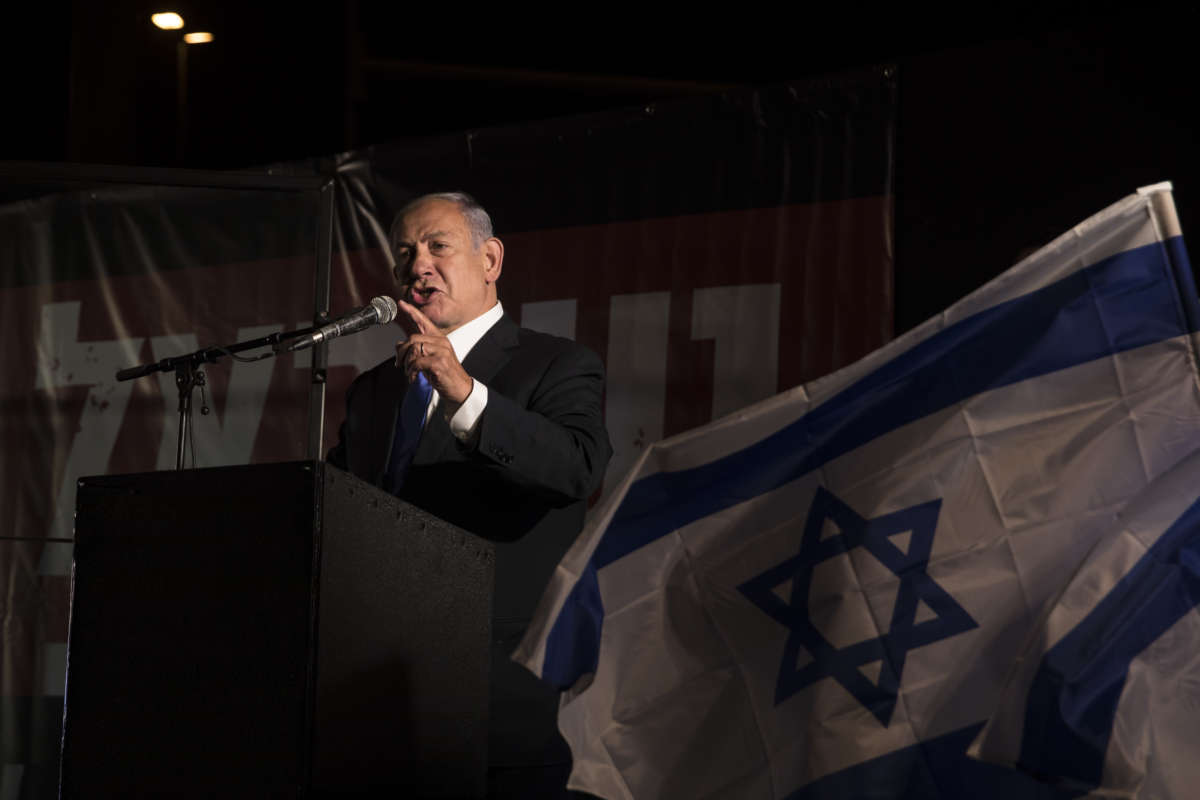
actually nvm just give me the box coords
[60,461,493,798]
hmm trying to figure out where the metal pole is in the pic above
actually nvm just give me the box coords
[307,179,335,460]
[174,363,194,470]
[176,41,188,163]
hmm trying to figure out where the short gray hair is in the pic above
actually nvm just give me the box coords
[390,191,494,251]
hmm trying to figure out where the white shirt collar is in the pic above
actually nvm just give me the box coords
[446,301,504,363]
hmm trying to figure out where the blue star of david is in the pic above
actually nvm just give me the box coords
[738,487,977,726]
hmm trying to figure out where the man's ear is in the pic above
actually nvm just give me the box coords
[483,237,504,283]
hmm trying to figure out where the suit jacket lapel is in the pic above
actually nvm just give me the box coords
[462,314,518,383]
[414,315,519,464]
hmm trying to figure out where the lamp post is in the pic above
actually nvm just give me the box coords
[152,12,213,164]
[176,39,188,162]
[176,33,215,162]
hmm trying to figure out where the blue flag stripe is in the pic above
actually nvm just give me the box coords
[541,236,1196,689]
[1016,491,1200,788]
[786,722,1082,799]
[1165,237,1200,334]
[543,562,603,688]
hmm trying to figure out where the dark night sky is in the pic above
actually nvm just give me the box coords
[3,1,1199,331]
[0,2,1110,168]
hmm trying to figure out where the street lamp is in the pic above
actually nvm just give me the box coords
[151,12,184,30]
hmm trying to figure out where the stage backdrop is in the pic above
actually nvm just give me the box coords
[0,65,894,796]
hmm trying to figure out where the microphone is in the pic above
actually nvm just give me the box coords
[287,295,398,352]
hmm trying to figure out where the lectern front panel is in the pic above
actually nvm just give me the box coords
[63,463,318,797]
[313,467,492,796]
[61,461,493,798]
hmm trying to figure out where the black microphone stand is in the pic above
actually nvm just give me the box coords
[115,326,318,470]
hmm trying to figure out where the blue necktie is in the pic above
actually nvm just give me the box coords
[383,372,432,494]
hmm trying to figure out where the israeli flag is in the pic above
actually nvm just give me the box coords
[970,442,1200,799]
[515,183,1200,799]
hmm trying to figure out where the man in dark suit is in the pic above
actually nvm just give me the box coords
[327,192,611,798]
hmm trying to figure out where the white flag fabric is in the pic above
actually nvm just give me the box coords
[515,183,1200,799]
[970,442,1200,799]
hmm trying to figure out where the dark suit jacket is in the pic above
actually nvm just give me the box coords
[328,314,612,768]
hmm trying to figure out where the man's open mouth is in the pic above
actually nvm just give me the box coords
[411,287,439,304]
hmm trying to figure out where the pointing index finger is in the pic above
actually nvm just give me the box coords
[396,298,437,336]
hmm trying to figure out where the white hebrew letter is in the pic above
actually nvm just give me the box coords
[604,292,671,497]
[691,284,781,419]
[152,325,279,470]
[34,301,144,573]
[521,299,577,341]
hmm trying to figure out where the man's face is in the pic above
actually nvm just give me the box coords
[392,199,500,333]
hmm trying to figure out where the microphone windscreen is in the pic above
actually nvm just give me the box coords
[370,295,398,324]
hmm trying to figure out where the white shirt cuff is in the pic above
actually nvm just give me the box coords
[448,380,487,443]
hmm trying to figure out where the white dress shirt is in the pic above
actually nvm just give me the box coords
[425,300,504,443]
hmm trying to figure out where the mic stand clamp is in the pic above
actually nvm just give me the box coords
[173,363,208,470]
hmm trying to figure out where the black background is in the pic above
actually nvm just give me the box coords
[3,1,1198,333]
